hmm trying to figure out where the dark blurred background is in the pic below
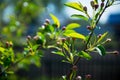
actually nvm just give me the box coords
[0,0,120,80]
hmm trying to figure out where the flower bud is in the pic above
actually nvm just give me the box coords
[87,26,92,30]
[90,1,95,8]
[6,41,9,48]
[9,42,13,47]
[43,22,48,27]
[97,34,102,38]
[62,26,66,30]
[57,41,60,45]
[27,35,31,40]
[61,38,66,43]
[101,2,104,8]
[76,76,82,80]
[45,19,50,24]
[33,35,39,41]
[72,65,78,71]
[85,74,91,79]
[94,4,99,10]
[83,6,87,12]
[29,48,33,53]
[113,50,119,55]
[106,38,111,42]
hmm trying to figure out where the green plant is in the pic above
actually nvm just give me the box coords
[0,0,120,80]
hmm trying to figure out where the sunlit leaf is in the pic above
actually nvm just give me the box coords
[71,14,88,21]
[50,14,60,28]
[64,31,86,40]
[95,45,106,56]
[66,23,80,30]
[64,2,83,12]
[64,30,76,34]
[79,51,91,60]
[97,32,108,43]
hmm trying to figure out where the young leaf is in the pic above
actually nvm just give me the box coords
[66,23,80,30]
[50,14,60,28]
[78,51,92,60]
[64,31,86,40]
[95,45,106,56]
[71,14,88,21]
[64,2,83,12]
[52,51,65,57]
[97,32,108,43]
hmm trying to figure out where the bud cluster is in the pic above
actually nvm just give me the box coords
[90,1,105,10]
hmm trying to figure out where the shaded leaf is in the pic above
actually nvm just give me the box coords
[64,2,83,12]
[66,23,80,30]
[95,45,106,56]
[71,14,88,21]
[50,14,60,28]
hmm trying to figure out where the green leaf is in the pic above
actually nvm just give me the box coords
[64,30,76,34]
[66,23,80,30]
[79,51,91,60]
[64,2,83,12]
[50,14,60,28]
[64,31,85,40]
[52,51,65,57]
[71,14,88,21]
[97,32,108,43]
[63,43,69,52]
[96,45,106,56]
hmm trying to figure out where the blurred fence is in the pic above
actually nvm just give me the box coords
[16,49,120,80]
